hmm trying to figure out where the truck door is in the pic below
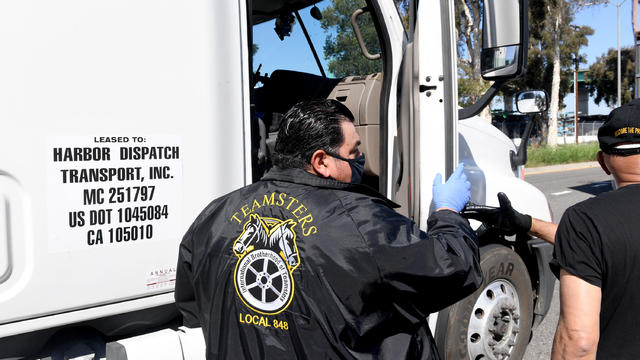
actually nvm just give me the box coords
[395,0,458,228]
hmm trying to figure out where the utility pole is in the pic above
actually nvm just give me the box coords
[588,0,628,102]
[634,0,640,98]
[570,23,582,144]
[575,56,580,144]
[616,0,626,106]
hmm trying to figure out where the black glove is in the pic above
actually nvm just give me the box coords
[461,192,532,236]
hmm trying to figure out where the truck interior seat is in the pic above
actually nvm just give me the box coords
[254,69,341,116]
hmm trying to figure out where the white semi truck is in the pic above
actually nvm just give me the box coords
[0,0,554,359]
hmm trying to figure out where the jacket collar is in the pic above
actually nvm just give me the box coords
[261,167,399,208]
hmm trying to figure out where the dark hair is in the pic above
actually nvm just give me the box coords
[273,99,355,169]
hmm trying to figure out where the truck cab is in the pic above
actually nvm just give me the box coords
[249,1,554,359]
[0,0,553,359]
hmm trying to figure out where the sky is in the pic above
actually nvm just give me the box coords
[561,0,635,115]
[252,0,638,115]
[252,2,331,77]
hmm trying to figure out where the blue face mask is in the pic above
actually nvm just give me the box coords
[326,151,366,184]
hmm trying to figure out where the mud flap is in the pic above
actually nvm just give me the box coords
[528,239,555,327]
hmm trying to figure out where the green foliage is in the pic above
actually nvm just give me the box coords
[497,0,597,147]
[587,46,635,107]
[395,0,410,31]
[458,67,491,107]
[319,0,598,118]
[526,142,600,167]
[456,0,596,110]
[321,0,382,77]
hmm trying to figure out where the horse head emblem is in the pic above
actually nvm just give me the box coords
[233,214,268,255]
[233,214,299,268]
[268,219,299,267]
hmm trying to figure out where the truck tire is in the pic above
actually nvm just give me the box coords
[437,244,533,360]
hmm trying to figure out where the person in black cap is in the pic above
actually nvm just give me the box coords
[465,99,640,359]
[550,98,640,359]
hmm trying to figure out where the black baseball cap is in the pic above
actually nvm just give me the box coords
[598,98,640,155]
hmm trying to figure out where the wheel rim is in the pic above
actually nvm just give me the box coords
[467,279,521,360]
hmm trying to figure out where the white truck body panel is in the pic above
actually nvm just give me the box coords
[0,0,247,331]
[459,118,552,222]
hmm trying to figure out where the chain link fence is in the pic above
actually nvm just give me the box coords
[558,115,606,144]
[559,115,605,137]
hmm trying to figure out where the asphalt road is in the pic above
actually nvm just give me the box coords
[522,164,611,360]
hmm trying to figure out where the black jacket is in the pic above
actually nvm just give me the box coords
[175,167,482,359]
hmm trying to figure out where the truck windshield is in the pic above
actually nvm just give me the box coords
[251,0,381,79]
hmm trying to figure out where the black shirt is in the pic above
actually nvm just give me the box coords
[553,183,640,359]
[175,167,482,359]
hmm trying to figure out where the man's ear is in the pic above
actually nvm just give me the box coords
[597,151,611,175]
[310,149,331,178]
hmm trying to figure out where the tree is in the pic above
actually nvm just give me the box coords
[321,0,499,123]
[455,0,493,122]
[320,0,595,137]
[530,0,602,147]
[587,46,635,107]
[456,1,490,104]
[321,0,382,77]
[499,0,595,145]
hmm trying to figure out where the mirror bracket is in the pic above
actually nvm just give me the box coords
[510,89,548,169]
[458,80,506,120]
[510,115,535,169]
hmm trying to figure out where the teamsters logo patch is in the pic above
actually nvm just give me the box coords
[233,214,300,315]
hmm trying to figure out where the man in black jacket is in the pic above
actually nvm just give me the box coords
[175,99,482,359]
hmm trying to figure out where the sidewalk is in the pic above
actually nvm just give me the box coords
[525,161,600,176]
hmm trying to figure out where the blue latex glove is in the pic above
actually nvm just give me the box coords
[432,163,471,212]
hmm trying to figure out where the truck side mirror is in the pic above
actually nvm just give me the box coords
[510,89,547,170]
[516,90,548,114]
[481,0,529,80]
[459,0,529,119]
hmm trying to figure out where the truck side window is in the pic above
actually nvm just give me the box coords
[249,0,385,189]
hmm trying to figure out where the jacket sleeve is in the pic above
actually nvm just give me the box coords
[355,201,482,316]
[175,224,202,328]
